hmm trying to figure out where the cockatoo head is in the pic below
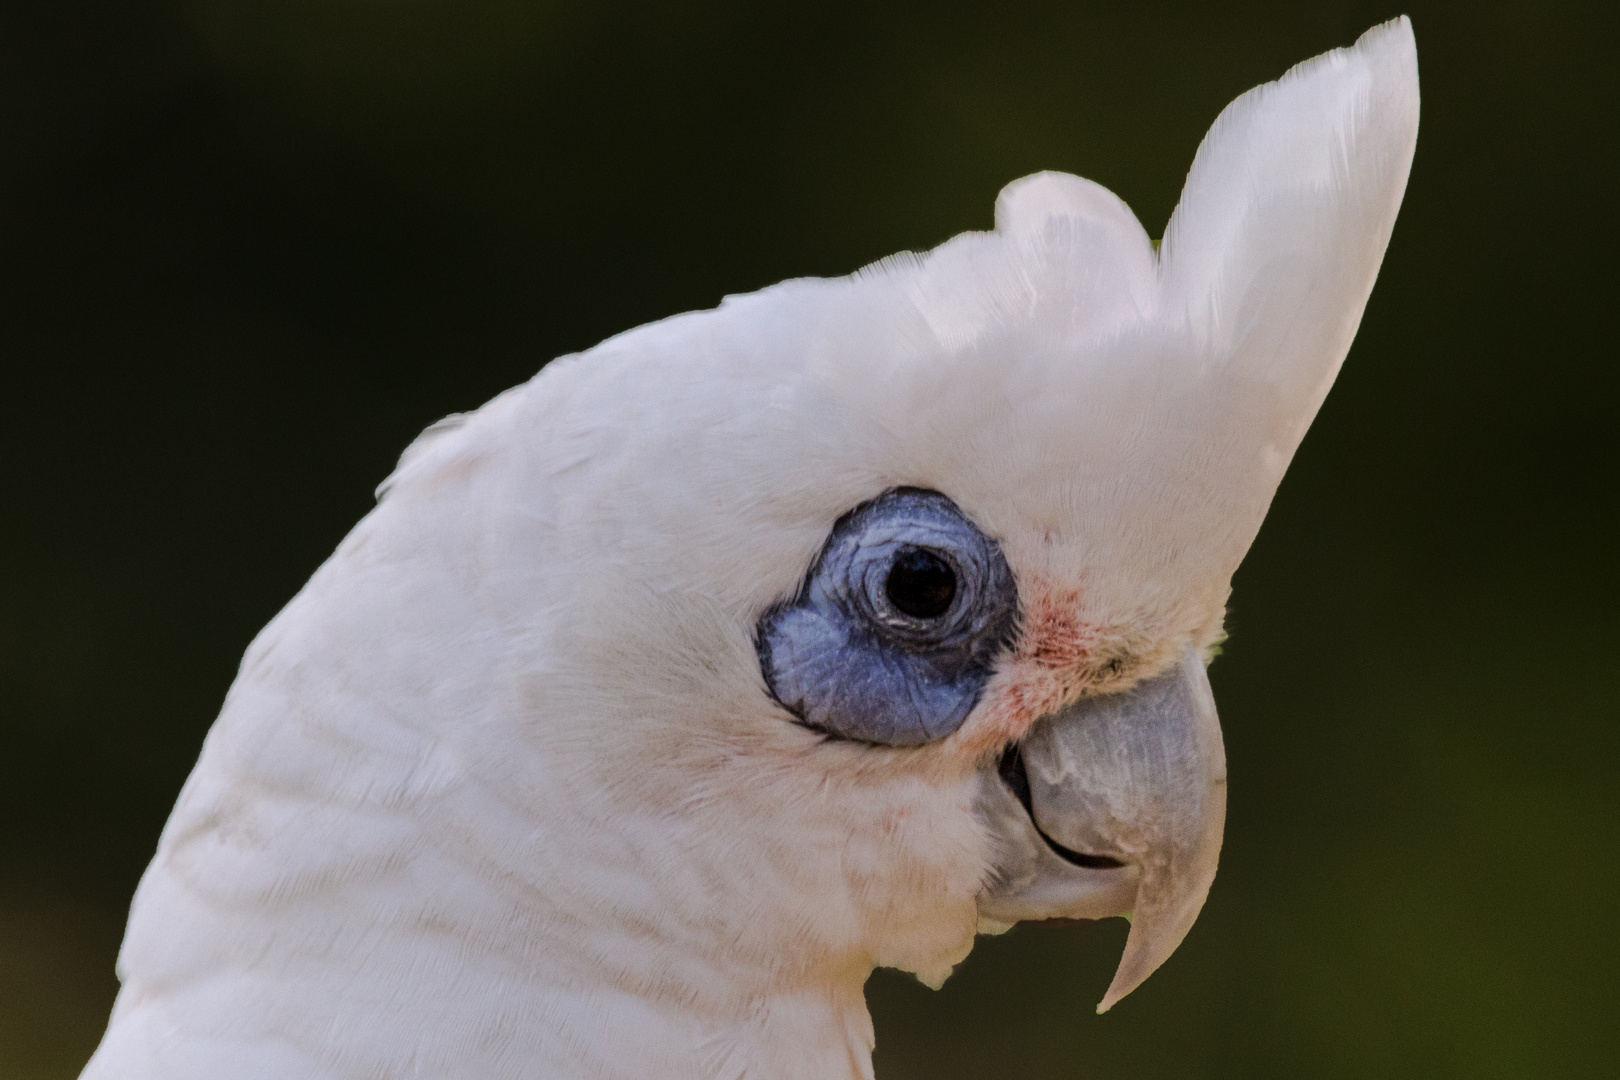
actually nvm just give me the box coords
[88,20,1417,1080]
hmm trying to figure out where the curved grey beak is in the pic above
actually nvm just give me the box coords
[976,645,1227,1012]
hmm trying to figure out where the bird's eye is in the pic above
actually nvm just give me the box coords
[884,548,956,620]
[756,488,1018,746]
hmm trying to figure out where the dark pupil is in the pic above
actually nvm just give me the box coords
[885,548,957,619]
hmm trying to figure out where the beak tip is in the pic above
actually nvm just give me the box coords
[1095,964,1143,1015]
[1096,962,1145,1013]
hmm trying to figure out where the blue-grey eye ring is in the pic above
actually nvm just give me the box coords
[756,488,1019,746]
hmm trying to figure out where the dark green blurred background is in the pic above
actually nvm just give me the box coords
[2,1,1615,1076]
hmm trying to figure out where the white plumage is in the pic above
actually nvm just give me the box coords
[82,20,1417,1079]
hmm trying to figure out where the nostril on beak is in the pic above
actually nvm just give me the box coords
[996,745,1126,871]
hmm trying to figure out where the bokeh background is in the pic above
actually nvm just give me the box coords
[3,1,1616,1076]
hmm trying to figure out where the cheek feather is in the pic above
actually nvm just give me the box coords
[1021,584,1097,669]
[948,583,1112,760]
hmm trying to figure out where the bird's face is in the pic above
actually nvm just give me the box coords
[474,381,1230,1011]
[443,22,1416,1017]
[752,479,1229,1010]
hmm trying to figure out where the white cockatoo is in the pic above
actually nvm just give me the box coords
[81,19,1418,1080]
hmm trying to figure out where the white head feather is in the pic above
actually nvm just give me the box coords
[83,20,1417,1080]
